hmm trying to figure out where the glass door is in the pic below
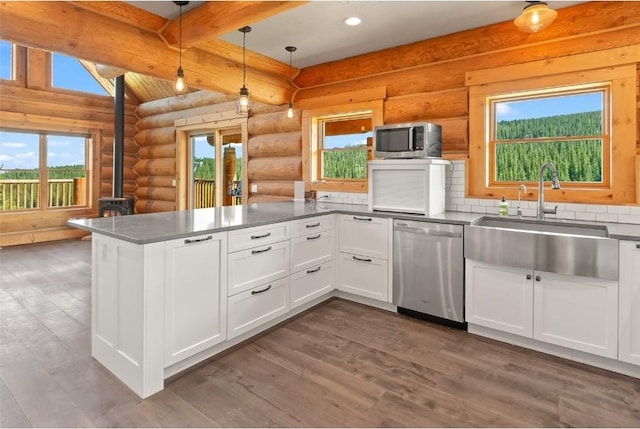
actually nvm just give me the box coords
[189,128,242,209]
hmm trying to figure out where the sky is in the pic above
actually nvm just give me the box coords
[495,92,602,121]
[0,45,107,170]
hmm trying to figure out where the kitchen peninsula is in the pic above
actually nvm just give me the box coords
[68,202,640,399]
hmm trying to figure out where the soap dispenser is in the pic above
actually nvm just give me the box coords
[498,196,509,216]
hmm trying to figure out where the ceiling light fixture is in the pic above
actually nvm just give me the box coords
[344,16,361,26]
[236,26,252,116]
[285,46,297,119]
[173,1,188,97]
[514,1,557,33]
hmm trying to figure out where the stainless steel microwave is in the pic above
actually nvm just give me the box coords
[373,122,442,159]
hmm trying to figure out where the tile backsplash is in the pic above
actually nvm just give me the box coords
[315,160,640,225]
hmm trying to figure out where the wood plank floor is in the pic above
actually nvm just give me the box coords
[1,238,639,427]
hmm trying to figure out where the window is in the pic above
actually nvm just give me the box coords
[51,52,108,96]
[467,60,637,205]
[489,85,609,188]
[0,40,12,80]
[0,130,90,211]
[319,115,372,180]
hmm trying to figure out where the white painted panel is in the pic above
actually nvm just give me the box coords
[93,237,118,347]
[227,222,289,252]
[291,214,334,238]
[290,230,334,273]
[465,260,533,337]
[117,245,144,365]
[227,240,289,296]
[619,240,640,365]
[338,253,388,302]
[290,260,335,309]
[338,214,388,260]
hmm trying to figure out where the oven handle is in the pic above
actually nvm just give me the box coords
[394,225,462,238]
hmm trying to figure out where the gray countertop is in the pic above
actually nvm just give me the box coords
[68,201,640,244]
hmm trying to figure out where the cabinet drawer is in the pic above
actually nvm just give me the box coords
[227,278,289,339]
[338,252,388,302]
[339,214,389,259]
[228,222,289,253]
[228,240,289,296]
[290,260,335,309]
[290,229,335,273]
[291,214,334,238]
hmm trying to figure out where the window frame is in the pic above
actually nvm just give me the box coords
[467,64,637,205]
[486,82,611,189]
[302,99,383,193]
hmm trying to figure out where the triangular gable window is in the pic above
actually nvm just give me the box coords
[52,52,108,96]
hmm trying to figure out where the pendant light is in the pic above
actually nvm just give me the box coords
[174,1,189,96]
[285,46,297,119]
[236,26,252,116]
[514,1,557,33]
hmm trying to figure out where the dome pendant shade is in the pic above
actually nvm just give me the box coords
[514,2,557,33]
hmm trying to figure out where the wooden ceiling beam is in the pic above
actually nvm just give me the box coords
[74,1,167,33]
[161,1,307,48]
[0,1,289,105]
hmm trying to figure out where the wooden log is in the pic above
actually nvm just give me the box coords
[135,91,236,118]
[100,137,139,155]
[384,89,468,124]
[247,157,302,181]
[134,158,176,176]
[248,132,301,158]
[101,182,136,196]
[100,166,139,182]
[135,198,176,214]
[248,110,300,135]
[295,2,640,87]
[431,117,469,154]
[136,176,175,188]
[0,85,129,111]
[137,102,236,129]
[135,186,176,202]
[135,127,176,147]
[247,194,292,204]
[138,143,176,160]
[101,153,139,168]
[249,181,294,197]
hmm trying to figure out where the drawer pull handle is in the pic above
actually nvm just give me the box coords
[251,246,272,255]
[526,274,532,280]
[251,232,271,240]
[352,255,372,263]
[307,234,321,240]
[306,222,321,228]
[251,284,272,295]
[636,244,640,249]
[307,266,321,274]
[184,235,212,244]
[353,216,372,221]
[535,275,541,282]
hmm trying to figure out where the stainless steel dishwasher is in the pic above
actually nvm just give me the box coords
[393,219,466,329]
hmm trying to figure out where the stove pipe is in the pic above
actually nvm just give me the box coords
[113,74,125,198]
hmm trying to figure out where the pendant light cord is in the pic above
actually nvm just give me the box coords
[178,4,183,69]
[242,30,247,87]
[289,50,292,103]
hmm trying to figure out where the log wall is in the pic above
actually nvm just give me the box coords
[0,47,138,246]
[134,93,300,212]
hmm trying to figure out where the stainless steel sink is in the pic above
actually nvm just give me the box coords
[465,216,618,280]
[472,216,609,237]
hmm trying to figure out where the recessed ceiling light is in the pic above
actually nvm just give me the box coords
[344,16,361,26]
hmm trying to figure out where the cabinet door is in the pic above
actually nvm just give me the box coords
[291,214,334,238]
[227,277,289,339]
[290,261,335,309]
[290,229,335,273]
[465,260,533,337]
[227,240,289,296]
[339,214,389,260]
[164,233,226,366]
[338,252,388,302]
[619,240,640,365]
[533,271,618,359]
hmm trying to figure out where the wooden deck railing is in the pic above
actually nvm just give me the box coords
[193,179,241,208]
[0,178,86,210]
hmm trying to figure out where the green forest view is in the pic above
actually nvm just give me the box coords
[495,111,602,182]
[192,156,242,181]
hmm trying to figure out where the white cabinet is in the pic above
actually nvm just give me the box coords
[466,259,619,359]
[339,253,388,301]
[465,260,533,337]
[227,222,289,253]
[164,233,227,366]
[227,240,289,296]
[289,214,337,309]
[290,260,335,309]
[533,271,618,359]
[338,214,390,302]
[619,240,640,365]
[339,214,389,260]
[227,277,289,339]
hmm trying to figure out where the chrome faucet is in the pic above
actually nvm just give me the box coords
[537,162,561,220]
[517,184,527,217]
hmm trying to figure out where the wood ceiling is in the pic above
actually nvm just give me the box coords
[0,1,306,104]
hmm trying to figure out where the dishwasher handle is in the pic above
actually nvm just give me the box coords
[394,225,462,238]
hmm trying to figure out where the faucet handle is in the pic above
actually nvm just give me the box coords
[543,205,558,215]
